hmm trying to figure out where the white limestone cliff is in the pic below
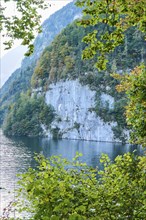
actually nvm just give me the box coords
[44,80,123,142]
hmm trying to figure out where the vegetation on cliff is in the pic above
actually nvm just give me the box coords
[3,92,55,136]
[2,20,145,141]
[114,64,146,147]
[1,1,146,219]
[76,0,146,71]
[31,22,145,142]
[1,2,145,142]
[0,1,82,126]
[32,23,145,88]
[76,0,146,147]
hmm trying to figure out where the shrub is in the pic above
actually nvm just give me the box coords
[12,152,146,220]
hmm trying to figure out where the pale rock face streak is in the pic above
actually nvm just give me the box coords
[45,80,118,142]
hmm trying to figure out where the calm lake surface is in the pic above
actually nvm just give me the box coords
[0,129,143,216]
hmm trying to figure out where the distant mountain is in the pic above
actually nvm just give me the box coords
[0,1,82,124]
[0,45,27,88]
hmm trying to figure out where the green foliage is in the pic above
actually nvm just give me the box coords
[0,104,8,126]
[12,152,146,219]
[30,22,145,141]
[31,23,89,87]
[114,64,146,147]
[112,125,127,144]
[76,0,146,146]
[75,0,146,146]
[0,64,36,126]
[76,0,146,70]
[3,93,55,136]
[32,22,145,88]
[0,2,82,126]
[1,0,48,55]
[1,6,145,142]
[74,122,80,132]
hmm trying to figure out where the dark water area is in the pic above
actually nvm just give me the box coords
[0,129,143,216]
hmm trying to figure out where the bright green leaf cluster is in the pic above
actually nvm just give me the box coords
[114,64,146,147]
[10,152,146,219]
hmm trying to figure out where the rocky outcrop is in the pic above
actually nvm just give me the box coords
[44,80,120,142]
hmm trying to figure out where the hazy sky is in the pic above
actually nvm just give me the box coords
[0,0,72,58]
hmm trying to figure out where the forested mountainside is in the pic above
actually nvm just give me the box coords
[32,23,145,88]
[3,21,146,142]
[3,92,55,136]
[0,1,82,125]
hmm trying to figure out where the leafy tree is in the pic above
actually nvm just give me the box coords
[76,0,146,70]
[3,93,55,136]
[76,0,146,146]
[6,152,145,219]
[0,0,48,55]
[113,64,146,147]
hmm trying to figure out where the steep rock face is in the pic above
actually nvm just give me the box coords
[45,80,118,142]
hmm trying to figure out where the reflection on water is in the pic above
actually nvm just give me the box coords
[0,129,143,216]
[41,138,142,168]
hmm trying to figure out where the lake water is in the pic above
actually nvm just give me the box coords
[0,129,143,217]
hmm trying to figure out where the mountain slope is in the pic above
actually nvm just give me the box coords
[29,22,145,142]
[0,1,82,124]
[3,22,146,142]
